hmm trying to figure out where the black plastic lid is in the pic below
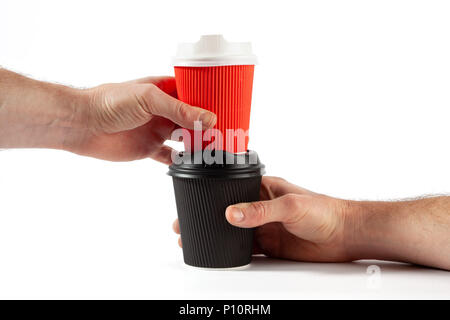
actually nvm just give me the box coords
[168,150,265,179]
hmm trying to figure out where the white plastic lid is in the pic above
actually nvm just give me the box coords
[173,34,257,67]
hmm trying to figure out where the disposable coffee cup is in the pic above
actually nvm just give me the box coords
[173,35,257,153]
[168,151,265,268]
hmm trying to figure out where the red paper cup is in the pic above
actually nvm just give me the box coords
[174,65,254,153]
[173,35,257,154]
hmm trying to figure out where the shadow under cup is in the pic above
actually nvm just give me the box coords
[168,151,265,268]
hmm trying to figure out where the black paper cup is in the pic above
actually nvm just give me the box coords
[168,151,265,269]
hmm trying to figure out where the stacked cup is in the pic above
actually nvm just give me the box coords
[168,35,265,269]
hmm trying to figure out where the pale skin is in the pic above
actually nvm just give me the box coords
[0,68,216,163]
[174,177,450,270]
[1,69,449,270]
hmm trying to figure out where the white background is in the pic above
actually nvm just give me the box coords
[1,0,449,299]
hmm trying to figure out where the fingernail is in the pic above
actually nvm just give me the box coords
[199,112,216,129]
[230,207,244,223]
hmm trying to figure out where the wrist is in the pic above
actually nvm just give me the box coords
[56,87,92,151]
[343,200,398,261]
[0,69,92,150]
[31,84,92,151]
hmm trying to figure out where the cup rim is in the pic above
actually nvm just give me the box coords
[168,150,265,179]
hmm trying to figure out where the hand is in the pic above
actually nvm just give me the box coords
[172,176,450,270]
[173,176,354,262]
[225,176,353,262]
[0,69,216,164]
[68,76,216,163]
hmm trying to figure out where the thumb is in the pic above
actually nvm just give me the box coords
[226,194,342,244]
[225,194,302,228]
[135,83,216,130]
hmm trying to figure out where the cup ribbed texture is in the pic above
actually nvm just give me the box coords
[172,176,261,268]
[174,65,254,153]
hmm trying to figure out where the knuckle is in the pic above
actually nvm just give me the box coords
[262,176,287,191]
[248,201,269,223]
[175,101,192,120]
[282,194,308,223]
[283,193,301,209]
[141,83,158,113]
[271,176,286,183]
[145,82,158,94]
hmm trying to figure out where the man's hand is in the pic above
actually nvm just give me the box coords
[69,76,216,163]
[0,69,216,164]
[173,176,450,270]
[225,177,352,262]
[174,176,353,262]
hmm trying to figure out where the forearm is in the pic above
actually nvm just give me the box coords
[0,68,88,149]
[348,196,450,270]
